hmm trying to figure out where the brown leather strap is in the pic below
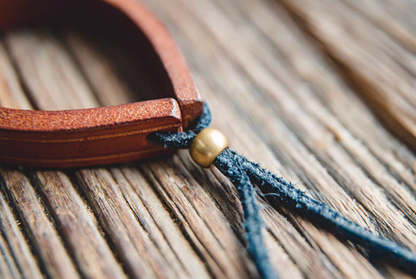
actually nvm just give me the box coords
[0,0,203,168]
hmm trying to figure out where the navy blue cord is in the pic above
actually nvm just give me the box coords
[152,104,275,279]
[213,150,275,279]
[215,149,416,274]
[151,103,416,277]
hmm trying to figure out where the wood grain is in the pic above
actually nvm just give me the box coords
[278,0,416,152]
[0,190,43,279]
[1,0,416,278]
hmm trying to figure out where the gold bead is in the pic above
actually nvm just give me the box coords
[190,128,229,168]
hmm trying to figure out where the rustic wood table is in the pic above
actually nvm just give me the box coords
[1,0,416,278]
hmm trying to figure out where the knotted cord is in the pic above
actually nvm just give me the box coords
[150,103,416,279]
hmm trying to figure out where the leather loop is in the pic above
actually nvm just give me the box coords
[0,0,203,168]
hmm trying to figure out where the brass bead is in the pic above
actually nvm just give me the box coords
[190,128,229,168]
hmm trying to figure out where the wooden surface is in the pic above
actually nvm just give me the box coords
[1,0,416,278]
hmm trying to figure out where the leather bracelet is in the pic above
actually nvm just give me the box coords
[0,0,203,168]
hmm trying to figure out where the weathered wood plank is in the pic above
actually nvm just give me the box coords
[0,191,43,279]
[33,171,127,279]
[76,168,177,279]
[141,159,256,278]
[1,169,80,279]
[4,29,98,110]
[341,0,416,51]
[278,0,416,151]
[233,0,416,190]
[111,167,211,278]
[1,0,416,278]
[0,233,21,279]
[0,43,31,110]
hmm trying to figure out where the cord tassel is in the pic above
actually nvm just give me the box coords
[215,148,416,275]
[151,103,416,278]
[213,152,276,279]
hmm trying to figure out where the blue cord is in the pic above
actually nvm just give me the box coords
[214,150,275,279]
[151,103,276,279]
[151,103,416,278]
